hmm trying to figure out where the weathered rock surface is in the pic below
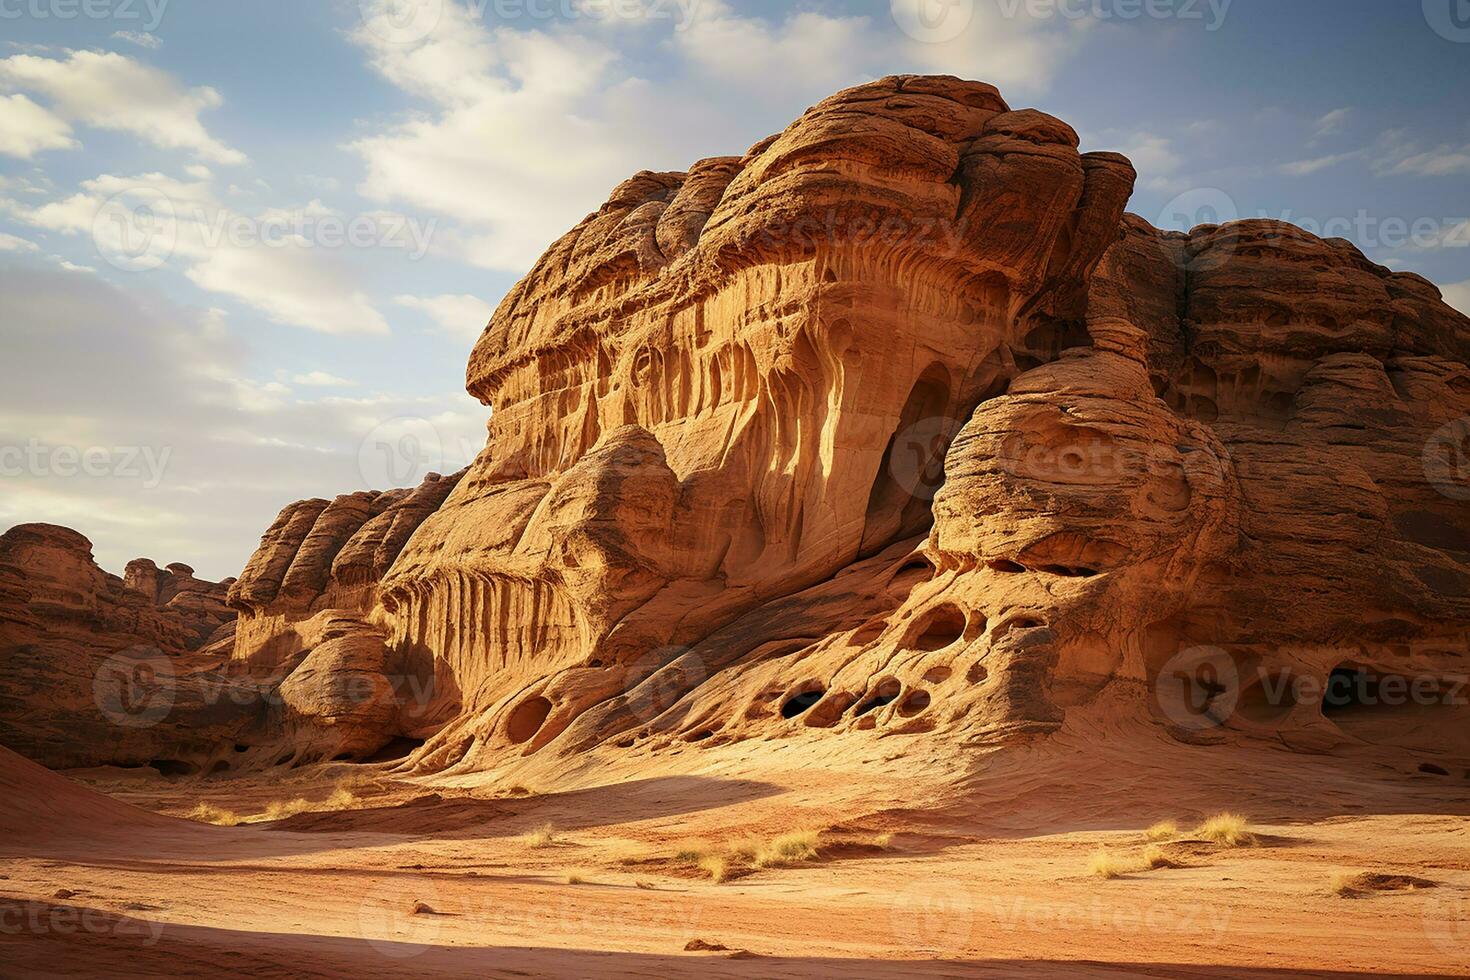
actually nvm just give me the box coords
[0,524,250,769]
[7,75,1469,778]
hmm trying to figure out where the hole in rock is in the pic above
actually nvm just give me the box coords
[209,761,230,775]
[923,666,952,684]
[687,729,716,743]
[233,744,250,753]
[898,689,931,717]
[1038,564,1099,578]
[804,692,857,728]
[851,620,887,646]
[966,662,988,684]
[332,753,354,762]
[888,559,933,594]
[362,737,424,763]
[781,688,825,719]
[988,559,1026,573]
[507,696,554,745]
[854,679,902,716]
[1420,763,1449,776]
[860,365,954,556]
[910,604,967,651]
[148,759,196,777]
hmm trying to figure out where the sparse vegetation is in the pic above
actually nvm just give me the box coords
[1195,812,1253,847]
[566,873,586,885]
[670,829,825,882]
[185,802,241,826]
[524,822,559,848]
[1088,848,1129,879]
[1141,844,1172,869]
[697,855,729,883]
[754,830,821,868]
[1144,820,1178,842]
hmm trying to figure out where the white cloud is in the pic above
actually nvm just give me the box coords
[348,1,1092,273]
[112,31,163,50]
[0,260,485,578]
[0,49,244,164]
[291,370,356,388]
[1442,279,1470,318]
[1369,131,1470,178]
[185,238,390,336]
[1378,143,1470,178]
[1280,151,1358,176]
[1113,132,1180,178]
[17,171,392,336]
[0,231,38,251]
[395,292,492,343]
[1312,107,1351,140]
[0,93,77,158]
[673,2,874,95]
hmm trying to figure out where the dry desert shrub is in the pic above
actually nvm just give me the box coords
[185,802,241,826]
[524,822,559,848]
[697,855,729,883]
[1088,848,1129,879]
[1144,820,1179,842]
[1195,812,1253,847]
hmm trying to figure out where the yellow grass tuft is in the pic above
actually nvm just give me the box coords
[185,802,240,826]
[1144,820,1178,842]
[672,847,707,865]
[697,855,728,883]
[753,830,821,868]
[566,874,586,885]
[1088,848,1129,879]
[1195,812,1253,847]
[524,823,559,848]
[1141,844,1171,870]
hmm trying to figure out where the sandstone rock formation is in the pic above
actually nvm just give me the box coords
[0,524,246,769]
[6,75,1469,781]
[234,74,1465,777]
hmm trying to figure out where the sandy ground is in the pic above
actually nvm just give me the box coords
[3,712,1468,978]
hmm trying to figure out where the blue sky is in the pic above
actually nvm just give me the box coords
[2,0,1468,578]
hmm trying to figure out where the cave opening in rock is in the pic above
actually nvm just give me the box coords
[898,689,932,717]
[910,604,968,651]
[854,679,902,716]
[362,736,425,763]
[148,759,197,777]
[781,688,825,719]
[860,365,953,556]
[507,696,554,744]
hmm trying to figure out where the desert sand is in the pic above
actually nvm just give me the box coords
[3,74,1469,977]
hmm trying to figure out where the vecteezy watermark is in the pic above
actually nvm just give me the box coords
[357,875,443,959]
[0,0,168,29]
[1153,645,1239,731]
[1153,647,1470,732]
[0,440,172,488]
[92,187,178,273]
[996,0,1232,31]
[1423,0,1470,42]
[0,901,164,947]
[91,189,437,273]
[94,647,176,729]
[892,0,975,43]
[1423,416,1470,500]
[357,416,476,489]
[888,416,965,503]
[358,0,699,46]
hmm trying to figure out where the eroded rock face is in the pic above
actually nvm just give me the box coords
[0,524,249,769]
[12,74,1469,778]
[252,73,1457,776]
